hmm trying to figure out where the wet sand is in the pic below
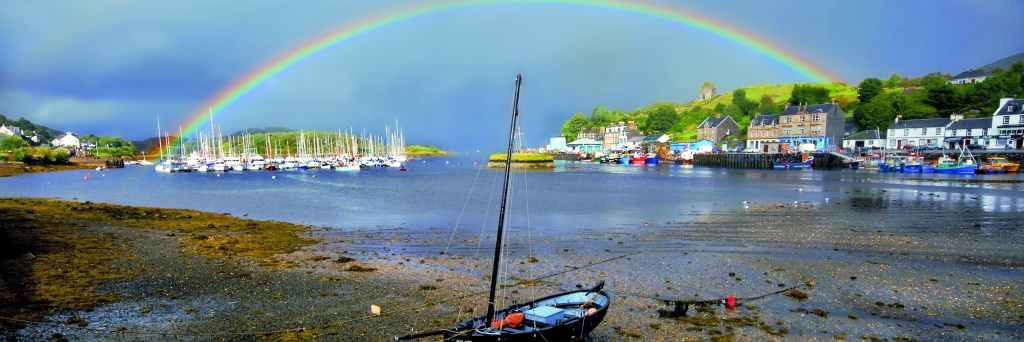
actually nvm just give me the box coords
[3,195,1023,341]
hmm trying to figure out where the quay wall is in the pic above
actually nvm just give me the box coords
[693,153,848,170]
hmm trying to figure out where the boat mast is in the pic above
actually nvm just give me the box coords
[485,74,522,325]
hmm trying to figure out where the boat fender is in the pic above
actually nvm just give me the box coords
[490,312,525,329]
[587,308,597,315]
[725,295,736,307]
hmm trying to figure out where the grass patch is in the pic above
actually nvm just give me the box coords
[489,153,554,162]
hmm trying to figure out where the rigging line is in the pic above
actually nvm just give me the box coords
[612,284,807,305]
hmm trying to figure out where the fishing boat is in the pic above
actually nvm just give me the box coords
[986,156,1019,172]
[773,154,813,169]
[934,145,977,174]
[395,74,609,342]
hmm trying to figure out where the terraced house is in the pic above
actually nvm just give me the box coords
[886,116,947,149]
[776,103,846,151]
[746,114,782,152]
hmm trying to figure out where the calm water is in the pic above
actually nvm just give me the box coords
[3,155,1023,233]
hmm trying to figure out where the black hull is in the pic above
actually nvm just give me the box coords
[443,282,608,342]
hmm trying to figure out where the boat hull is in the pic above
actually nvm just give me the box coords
[773,161,812,169]
[442,283,609,342]
[934,166,977,174]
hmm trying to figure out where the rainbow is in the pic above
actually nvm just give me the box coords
[173,0,841,146]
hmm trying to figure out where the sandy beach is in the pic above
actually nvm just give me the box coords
[2,194,1022,341]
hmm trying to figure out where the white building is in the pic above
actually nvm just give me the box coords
[0,124,23,137]
[843,129,887,151]
[989,97,1024,149]
[54,132,80,148]
[886,117,948,149]
[947,69,991,85]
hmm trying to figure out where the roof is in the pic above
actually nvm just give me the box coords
[950,69,992,80]
[995,99,1024,116]
[887,118,950,130]
[566,138,602,145]
[627,136,646,143]
[749,114,779,126]
[846,130,886,140]
[947,118,991,130]
[698,116,736,128]
[781,103,839,115]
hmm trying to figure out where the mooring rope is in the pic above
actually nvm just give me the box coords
[613,283,807,307]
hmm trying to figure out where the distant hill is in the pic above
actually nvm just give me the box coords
[229,126,293,136]
[0,114,62,142]
[978,51,1024,71]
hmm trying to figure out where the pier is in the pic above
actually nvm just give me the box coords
[693,153,849,169]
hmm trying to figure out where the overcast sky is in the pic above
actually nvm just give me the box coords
[2,0,1021,152]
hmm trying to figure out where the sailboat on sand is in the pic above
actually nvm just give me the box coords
[395,74,610,342]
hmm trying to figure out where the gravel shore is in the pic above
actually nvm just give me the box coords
[4,196,1023,341]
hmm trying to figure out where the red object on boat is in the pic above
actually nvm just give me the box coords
[725,296,736,307]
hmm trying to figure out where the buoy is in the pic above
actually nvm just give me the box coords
[272,175,276,179]
[370,305,381,316]
[217,173,221,177]
[83,176,88,180]
[102,174,106,177]
[725,295,736,307]
[312,175,316,178]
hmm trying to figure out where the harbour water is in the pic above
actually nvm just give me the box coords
[4,155,1023,233]
[6,155,1024,341]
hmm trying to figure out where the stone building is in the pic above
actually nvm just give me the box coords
[700,81,716,101]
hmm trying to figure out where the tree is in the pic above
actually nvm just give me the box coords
[590,106,611,125]
[757,94,776,115]
[731,88,757,116]
[857,78,884,105]
[924,83,965,116]
[644,103,679,133]
[886,73,902,88]
[561,113,590,140]
[856,96,897,132]
[1,135,28,151]
[921,73,946,88]
[787,84,831,106]
[900,76,912,88]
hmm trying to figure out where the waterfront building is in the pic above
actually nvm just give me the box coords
[566,138,602,153]
[0,124,23,137]
[54,132,81,149]
[548,137,567,152]
[601,121,640,151]
[886,116,948,149]
[843,129,887,151]
[944,115,992,149]
[696,115,739,144]
[777,103,846,151]
[989,97,1024,149]
[746,114,780,152]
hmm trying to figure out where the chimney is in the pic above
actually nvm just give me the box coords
[950,113,963,122]
[895,115,902,123]
[715,113,722,119]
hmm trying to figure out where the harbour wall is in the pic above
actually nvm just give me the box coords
[693,153,848,170]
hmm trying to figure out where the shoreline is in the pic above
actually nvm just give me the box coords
[2,197,1022,341]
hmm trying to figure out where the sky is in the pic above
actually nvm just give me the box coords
[1,0,1022,152]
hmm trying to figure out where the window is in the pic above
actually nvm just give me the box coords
[904,129,909,136]
[935,128,941,135]
[1009,105,1016,112]
[921,128,926,135]
[799,116,805,122]
[1004,116,1010,124]
[1019,115,1023,123]
[784,117,791,123]
[798,128,805,134]
[811,115,821,122]
[890,139,897,145]
[811,126,821,134]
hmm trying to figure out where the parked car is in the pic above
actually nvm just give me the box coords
[966,143,986,150]
[902,145,916,151]
[920,143,939,150]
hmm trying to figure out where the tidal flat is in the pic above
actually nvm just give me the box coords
[2,196,1022,341]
